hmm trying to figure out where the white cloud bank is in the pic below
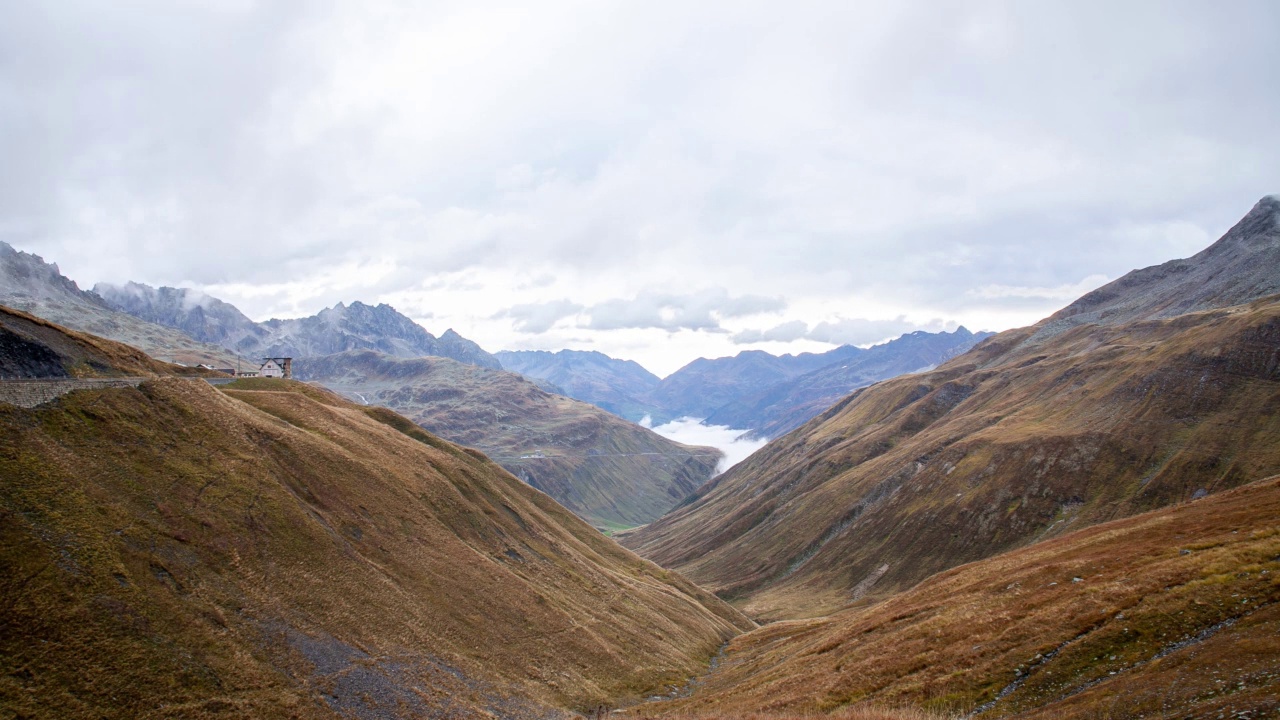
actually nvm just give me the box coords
[642,416,769,475]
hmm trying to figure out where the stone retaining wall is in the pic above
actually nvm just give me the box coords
[0,378,149,408]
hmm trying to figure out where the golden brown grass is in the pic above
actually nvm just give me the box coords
[639,475,1280,719]
[0,376,752,719]
[625,296,1280,619]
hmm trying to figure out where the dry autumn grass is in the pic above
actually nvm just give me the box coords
[0,368,752,719]
[638,475,1280,719]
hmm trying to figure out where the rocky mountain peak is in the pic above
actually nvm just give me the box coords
[1037,197,1280,338]
[0,242,106,307]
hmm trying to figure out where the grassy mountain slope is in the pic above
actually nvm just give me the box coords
[637,475,1280,719]
[0,363,752,718]
[622,200,1280,620]
[295,350,721,530]
[0,243,243,368]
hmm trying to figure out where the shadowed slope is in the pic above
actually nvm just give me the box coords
[296,350,721,530]
[623,199,1280,620]
[637,475,1280,719]
[0,338,751,718]
[0,305,212,378]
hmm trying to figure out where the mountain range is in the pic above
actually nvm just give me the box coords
[94,281,501,369]
[294,350,720,530]
[703,327,991,438]
[2,197,1279,719]
[502,329,990,438]
[496,349,661,420]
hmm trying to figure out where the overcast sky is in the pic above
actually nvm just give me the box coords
[2,1,1277,376]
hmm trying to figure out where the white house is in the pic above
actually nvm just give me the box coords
[259,359,285,378]
[256,357,293,379]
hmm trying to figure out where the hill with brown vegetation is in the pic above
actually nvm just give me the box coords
[0,321,753,718]
[295,350,721,531]
[622,197,1280,620]
[631,474,1280,720]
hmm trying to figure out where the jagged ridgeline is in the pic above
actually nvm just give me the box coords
[91,282,502,370]
[0,243,241,368]
[623,196,1280,620]
[0,313,752,718]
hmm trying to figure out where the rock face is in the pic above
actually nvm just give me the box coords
[622,197,1280,620]
[295,350,721,529]
[496,349,662,421]
[95,282,502,369]
[0,243,240,367]
[0,317,752,719]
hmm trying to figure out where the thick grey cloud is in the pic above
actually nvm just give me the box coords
[583,290,785,333]
[730,321,810,345]
[492,299,584,333]
[732,317,952,347]
[806,317,951,347]
[498,289,785,334]
[2,0,1277,373]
